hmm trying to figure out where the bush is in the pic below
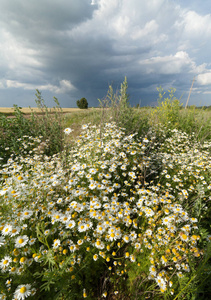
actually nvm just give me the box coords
[76,98,88,109]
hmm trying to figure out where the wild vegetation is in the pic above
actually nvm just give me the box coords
[0,80,210,299]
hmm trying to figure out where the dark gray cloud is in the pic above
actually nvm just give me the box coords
[0,0,211,107]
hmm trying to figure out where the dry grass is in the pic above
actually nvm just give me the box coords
[0,107,99,114]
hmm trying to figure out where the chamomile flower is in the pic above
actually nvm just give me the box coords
[53,239,61,249]
[0,256,12,270]
[64,128,73,135]
[93,254,98,261]
[15,235,29,248]
[20,210,33,220]
[66,220,76,229]
[10,227,21,237]
[2,224,12,236]
[13,284,31,299]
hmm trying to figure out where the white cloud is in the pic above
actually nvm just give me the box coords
[179,10,211,37]
[131,20,159,40]
[5,79,76,93]
[196,72,211,85]
[139,51,194,74]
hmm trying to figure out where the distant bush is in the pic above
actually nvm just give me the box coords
[76,97,88,109]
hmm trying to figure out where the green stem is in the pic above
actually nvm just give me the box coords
[173,275,196,300]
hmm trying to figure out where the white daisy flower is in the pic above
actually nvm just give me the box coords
[28,238,37,245]
[20,210,33,220]
[53,239,61,249]
[93,254,98,261]
[66,219,76,229]
[64,128,73,135]
[0,256,12,269]
[10,227,21,237]
[15,235,29,248]
[123,235,130,243]
[1,224,12,236]
[13,284,31,299]
[81,124,88,129]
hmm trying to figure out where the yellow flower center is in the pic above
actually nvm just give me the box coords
[182,234,187,240]
[11,267,16,272]
[20,287,26,294]
[20,257,26,263]
[18,239,24,244]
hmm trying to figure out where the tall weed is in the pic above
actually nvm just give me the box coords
[99,77,150,136]
[0,91,65,166]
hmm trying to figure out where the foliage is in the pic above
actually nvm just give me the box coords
[77,98,88,109]
[177,107,211,142]
[99,77,150,135]
[150,87,211,142]
[0,122,210,299]
[0,90,65,167]
[152,86,182,129]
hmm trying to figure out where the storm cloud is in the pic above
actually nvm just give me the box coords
[0,0,211,107]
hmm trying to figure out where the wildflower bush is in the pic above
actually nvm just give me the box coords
[0,121,210,299]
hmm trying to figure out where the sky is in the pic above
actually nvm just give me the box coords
[0,0,211,108]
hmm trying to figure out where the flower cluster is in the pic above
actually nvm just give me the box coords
[0,123,210,299]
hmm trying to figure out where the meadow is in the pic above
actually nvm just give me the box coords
[0,83,210,299]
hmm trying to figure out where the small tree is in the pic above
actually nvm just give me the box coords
[76,97,88,109]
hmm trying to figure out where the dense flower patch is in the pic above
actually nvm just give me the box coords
[0,123,210,299]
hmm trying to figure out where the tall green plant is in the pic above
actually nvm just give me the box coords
[99,77,149,135]
[154,86,182,128]
[0,91,65,166]
[29,90,65,156]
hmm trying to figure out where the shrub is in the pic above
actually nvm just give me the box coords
[77,98,88,109]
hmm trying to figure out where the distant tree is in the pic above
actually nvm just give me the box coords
[76,98,88,109]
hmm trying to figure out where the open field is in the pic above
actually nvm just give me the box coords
[0,107,98,114]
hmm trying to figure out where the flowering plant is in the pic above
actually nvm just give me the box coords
[0,122,210,299]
